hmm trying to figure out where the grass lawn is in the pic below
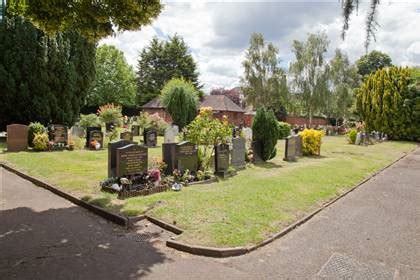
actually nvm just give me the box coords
[0,136,415,247]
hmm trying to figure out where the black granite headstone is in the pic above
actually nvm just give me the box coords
[231,137,246,170]
[143,128,157,147]
[116,144,148,177]
[86,126,102,148]
[89,130,104,150]
[108,140,135,178]
[215,143,230,177]
[175,141,198,173]
[162,143,177,175]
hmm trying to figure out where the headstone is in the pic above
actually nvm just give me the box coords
[164,126,178,143]
[295,135,303,157]
[70,125,84,138]
[284,136,297,161]
[175,141,198,173]
[143,128,157,147]
[7,124,28,152]
[355,132,362,145]
[86,126,101,148]
[108,139,136,178]
[214,143,230,177]
[131,125,140,136]
[162,143,177,175]
[251,140,263,163]
[231,137,246,170]
[242,127,252,142]
[89,130,103,150]
[120,131,133,142]
[48,124,68,146]
[116,144,148,177]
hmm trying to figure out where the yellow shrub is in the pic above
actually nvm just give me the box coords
[299,129,324,156]
[32,132,49,151]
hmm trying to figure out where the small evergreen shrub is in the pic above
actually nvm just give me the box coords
[299,129,324,156]
[252,108,279,161]
[32,132,49,151]
[79,114,101,128]
[347,128,358,144]
[98,103,122,126]
[277,122,291,139]
[28,122,46,147]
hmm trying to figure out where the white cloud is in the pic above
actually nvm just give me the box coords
[100,1,420,93]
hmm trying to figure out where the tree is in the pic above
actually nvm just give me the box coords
[241,33,288,111]
[137,35,201,105]
[0,16,95,130]
[289,32,330,125]
[5,0,162,41]
[326,49,359,122]
[252,108,279,161]
[356,50,392,77]
[356,67,420,140]
[160,78,199,130]
[85,45,136,107]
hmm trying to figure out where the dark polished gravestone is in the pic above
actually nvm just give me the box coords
[143,128,157,147]
[162,143,177,175]
[295,135,303,157]
[116,144,148,178]
[251,140,263,163]
[175,141,198,173]
[86,126,102,148]
[215,143,230,177]
[231,137,246,170]
[120,131,133,142]
[108,139,137,178]
[7,124,28,152]
[48,124,68,146]
[131,125,140,136]
[89,130,104,150]
[284,135,297,161]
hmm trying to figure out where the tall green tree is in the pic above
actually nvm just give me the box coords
[5,0,162,41]
[86,45,136,107]
[356,50,392,77]
[0,16,95,130]
[326,49,359,122]
[241,33,288,111]
[137,35,201,105]
[289,32,330,125]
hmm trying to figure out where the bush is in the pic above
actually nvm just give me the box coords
[98,103,122,126]
[299,129,324,156]
[79,114,101,128]
[72,136,85,150]
[32,132,49,151]
[160,78,199,129]
[252,108,279,161]
[28,122,46,147]
[347,128,357,144]
[277,122,291,139]
[149,113,169,135]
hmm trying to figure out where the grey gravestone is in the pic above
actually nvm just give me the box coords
[175,141,198,173]
[48,124,68,145]
[251,140,263,163]
[131,125,140,136]
[143,128,157,147]
[108,139,136,178]
[89,130,103,149]
[86,126,101,147]
[355,132,362,145]
[164,126,178,143]
[215,143,230,177]
[120,131,133,142]
[71,126,85,138]
[284,136,297,161]
[162,143,177,175]
[116,144,148,177]
[295,135,303,157]
[231,137,246,170]
[242,127,252,142]
[7,124,28,152]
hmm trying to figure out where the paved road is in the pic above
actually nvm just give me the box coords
[1,147,419,279]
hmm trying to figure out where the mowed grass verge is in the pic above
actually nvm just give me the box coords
[0,136,415,247]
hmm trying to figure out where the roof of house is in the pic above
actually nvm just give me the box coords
[142,98,164,109]
[200,95,245,113]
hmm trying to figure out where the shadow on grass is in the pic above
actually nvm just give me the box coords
[255,161,283,169]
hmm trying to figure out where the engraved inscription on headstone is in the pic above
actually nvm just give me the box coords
[284,136,297,161]
[7,124,28,152]
[108,140,134,178]
[116,144,148,177]
[231,137,246,169]
[175,141,198,173]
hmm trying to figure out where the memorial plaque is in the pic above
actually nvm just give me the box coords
[116,144,148,177]
[295,135,303,157]
[215,143,230,176]
[231,137,246,169]
[108,139,135,177]
[120,131,133,142]
[284,136,297,161]
[175,141,198,173]
[131,125,140,136]
[143,128,157,147]
[86,126,102,147]
[7,124,28,152]
[49,124,68,145]
[162,142,177,175]
[89,130,103,149]
[251,140,263,163]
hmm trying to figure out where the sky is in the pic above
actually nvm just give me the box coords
[100,0,420,92]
